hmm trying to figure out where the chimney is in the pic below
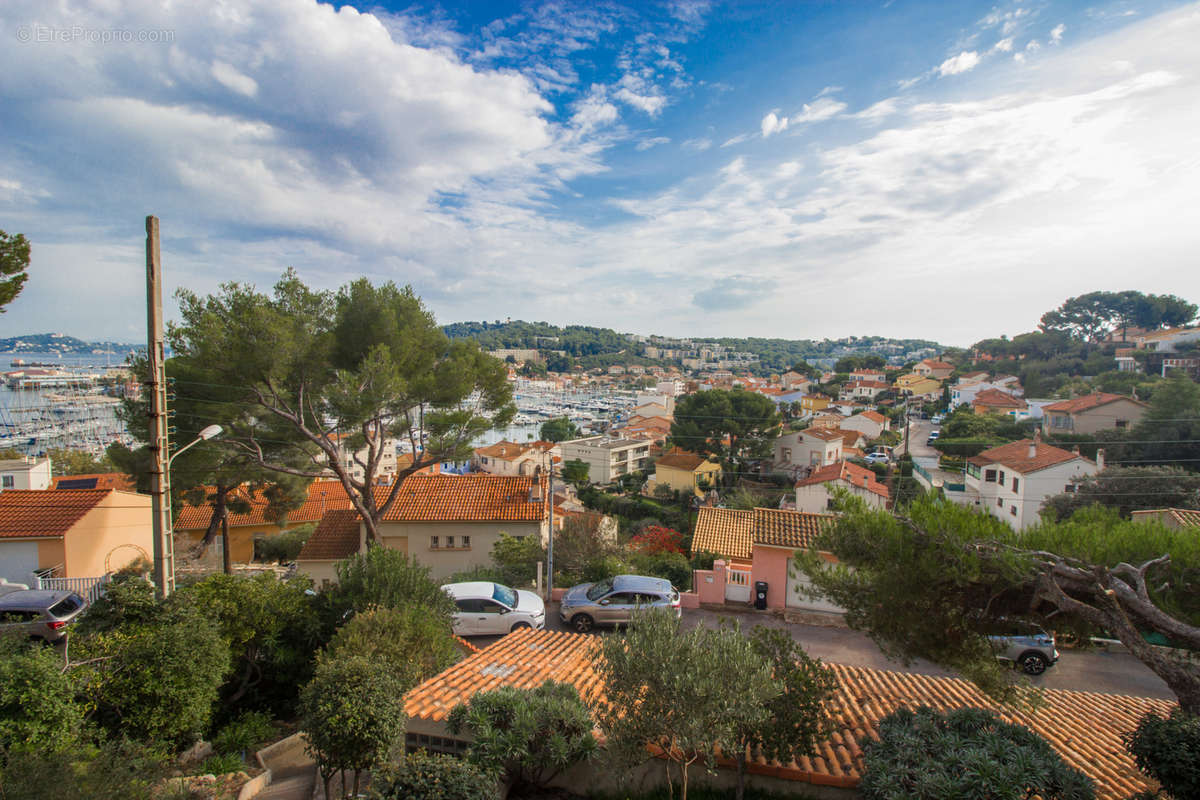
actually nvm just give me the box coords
[1097,448,1106,470]
[1028,437,1037,460]
[530,478,543,503]
[862,475,869,488]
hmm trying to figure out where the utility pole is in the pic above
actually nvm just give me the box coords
[146,216,174,599]
[545,452,555,601]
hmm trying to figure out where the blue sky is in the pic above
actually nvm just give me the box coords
[1,0,1197,346]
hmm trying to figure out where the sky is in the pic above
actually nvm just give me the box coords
[1,0,1198,347]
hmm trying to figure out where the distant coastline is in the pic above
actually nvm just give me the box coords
[0,333,142,356]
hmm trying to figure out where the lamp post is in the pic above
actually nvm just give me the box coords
[155,424,223,598]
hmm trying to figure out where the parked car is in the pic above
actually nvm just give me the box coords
[987,620,1059,675]
[930,413,945,425]
[864,452,890,465]
[0,589,86,643]
[559,574,681,633]
[441,581,545,636]
[926,430,940,446]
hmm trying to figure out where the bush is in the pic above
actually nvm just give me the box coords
[0,641,83,757]
[489,533,545,589]
[325,605,460,692]
[630,550,692,590]
[75,575,162,635]
[334,546,455,622]
[629,525,685,555]
[1123,709,1200,799]
[689,550,720,571]
[0,737,168,800]
[196,752,245,776]
[371,749,498,800]
[211,711,275,756]
[446,565,506,585]
[254,525,313,563]
[859,706,1094,800]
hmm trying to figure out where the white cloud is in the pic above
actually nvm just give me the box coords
[993,37,1014,52]
[636,136,671,151]
[938,50,981,76]
[613,73,669,115]
[761,111,789,137]
[721,133,751,147]
[1050,24,1066,44]
[210,61,258,97]
[682,138,712,151]
[793,97,848,123]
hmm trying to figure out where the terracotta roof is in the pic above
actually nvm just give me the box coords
[972,388,1027,409]
[801,428,844,442]
[968,439,1084,474]
[831,429,866,447]
[405,629,602,722]
[404,631,1172,799]
[691,507,755,561]
[753,508,833,549]
[49,472,136,491]
[860,411,887,424]
[175,479,355,531]
[474,440,534,461]
[0,489,117,539]
[654,449,710,472]
[296,509,361,561]
[1042,392,1145,414]
[795,461,889,500]
[376,475,547,522]
[920,359,954,369]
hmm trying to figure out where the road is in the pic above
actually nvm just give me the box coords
[474,603,1174,702]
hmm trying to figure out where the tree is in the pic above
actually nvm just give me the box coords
[324,605,460,693]
[45,448,117,476]
[371,749,498,800]
[489,533,545,588]
[1125,372,1200,467]
[170,272,515,544]
[596,610,778,800]
[1041,466,1200,521]
[446,681,598,791]
[0,230,30,312]
[669,390,781,478]
[554,515,622,585]
[0,642,83,759]
[1123,709,1200,800]
[333,546,456,622]
[1039,291,1197,344]
[300,652,407,800]
[859,706,1094,799]
[561,458,590,485]
[797,496,1200,712]
[539,416,579,443]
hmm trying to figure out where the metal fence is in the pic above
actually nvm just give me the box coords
[34,574,112,604]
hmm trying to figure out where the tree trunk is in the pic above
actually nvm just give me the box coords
[680,758,689,800]
[1109,616,1200,714]
[221,509,232,574]
[352,769,360,800]
[735,751,746,800]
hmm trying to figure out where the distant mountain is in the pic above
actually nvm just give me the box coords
[0,333,142,354]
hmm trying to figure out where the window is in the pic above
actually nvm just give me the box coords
[1010,505,1017,516]
[984,469,997,483]
[445,536,455,548]
[1011,478,1020,493]
[1116,419,1128,429]
[1064,484,1077,493]
[1,475,12,489]
[997,498,1003,507]
[430,536,439,549]
[461,535,471,549]
[998,470,1006,485]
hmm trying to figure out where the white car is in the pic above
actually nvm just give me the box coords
[863,452,890,465]
[441,581,546,636]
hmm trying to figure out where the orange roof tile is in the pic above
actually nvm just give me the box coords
[796,461,889,500]
[801,428,844,442]
[474,440,535,461]
[405,629,602,722]
[0,489,118,539]
[654,449,711,472]
[404,631,1172,799]
[1043,392,1145,413]
[691,507,755,561]
[376,475,547,523]
[49,473,136,492]
[296,509,361,561]
[175,479,355,531]
[968,439,1084,474]
[753,508,833,549]
[831,429,866,447]
[972,388,1027,408]
[860,410,887,424]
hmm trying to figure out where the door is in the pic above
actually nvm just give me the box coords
[475,599,508,634]
[725,568,752,603]
[596,592,634,625]
[453,598,480,635]
[786,568,844,613]
[0,541,38,585]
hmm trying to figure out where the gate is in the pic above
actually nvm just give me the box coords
[725,566,752,603]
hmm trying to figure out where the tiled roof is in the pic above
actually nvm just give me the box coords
[691,507,755,561]
[968,439,1084,475]
[49,472,136,491]
[831,429,866,447]
[474,440,534,461]
[296,509,361,561]
[860,410,887,424]
[175,479,355,531]
[920,359,954,369]
[405,629,602,722]
[753,508,833,549]
[0,489,115,539]
[801,428,844,442]
[972,388,1026,408]
[795,461,889,500]
[404,631,1172,799]
[377,475,547,522]
[1042,392,1145,413]
[655,448,710,472]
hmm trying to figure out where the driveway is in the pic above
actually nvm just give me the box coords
[469,602,1175,701]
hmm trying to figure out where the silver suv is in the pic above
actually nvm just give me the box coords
[987,619,1059,675]
[0,590,86,643]
[559,574,680,633]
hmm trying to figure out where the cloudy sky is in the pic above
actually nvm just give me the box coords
[1,0,1197,346]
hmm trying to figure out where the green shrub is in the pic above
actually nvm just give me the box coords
[629,551,692,590]
[254,525,314,563]
[0,641,83,757]
[489,533,545,589]
[370,749,498,800]
[324,606,460,692]
[0,737,168,800]
[689,550,720,572]
[1123,709,1200,800]
[196,752,245,776]
[212,711,275,755]
[859,706,1094,800]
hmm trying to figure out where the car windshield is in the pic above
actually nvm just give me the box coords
[49,594,83,617]
[491,584,517,609]
[586,580,613,601]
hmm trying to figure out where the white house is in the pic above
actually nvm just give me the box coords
[0,456,52,491]
[775,428,843,475]
[839,410,891,440]
[964,438,1100,530]
[473,441,542,477]
[794,460,889,513]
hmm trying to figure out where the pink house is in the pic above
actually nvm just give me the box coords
[690,506,842,614]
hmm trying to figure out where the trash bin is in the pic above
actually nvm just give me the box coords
[754,580,768,610]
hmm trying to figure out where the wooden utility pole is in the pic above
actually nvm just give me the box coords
[146,216,174,599]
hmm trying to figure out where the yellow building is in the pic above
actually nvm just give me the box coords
[799,394,831,414]
[652,448,722,496]
[893,374,943,400]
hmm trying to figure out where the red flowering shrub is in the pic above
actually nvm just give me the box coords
[629,526,685,555]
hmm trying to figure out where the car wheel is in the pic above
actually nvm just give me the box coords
[1020,653,1047,675]
[510,621,532,633]
[571,614,595,633]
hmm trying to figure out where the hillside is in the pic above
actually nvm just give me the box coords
[0,333,140,354]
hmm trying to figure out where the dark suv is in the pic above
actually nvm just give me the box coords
[0,590,86,643]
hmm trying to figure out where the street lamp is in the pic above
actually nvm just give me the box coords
[156,424,223,597]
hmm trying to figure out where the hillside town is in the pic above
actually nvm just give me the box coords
[4,1,1200,799]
